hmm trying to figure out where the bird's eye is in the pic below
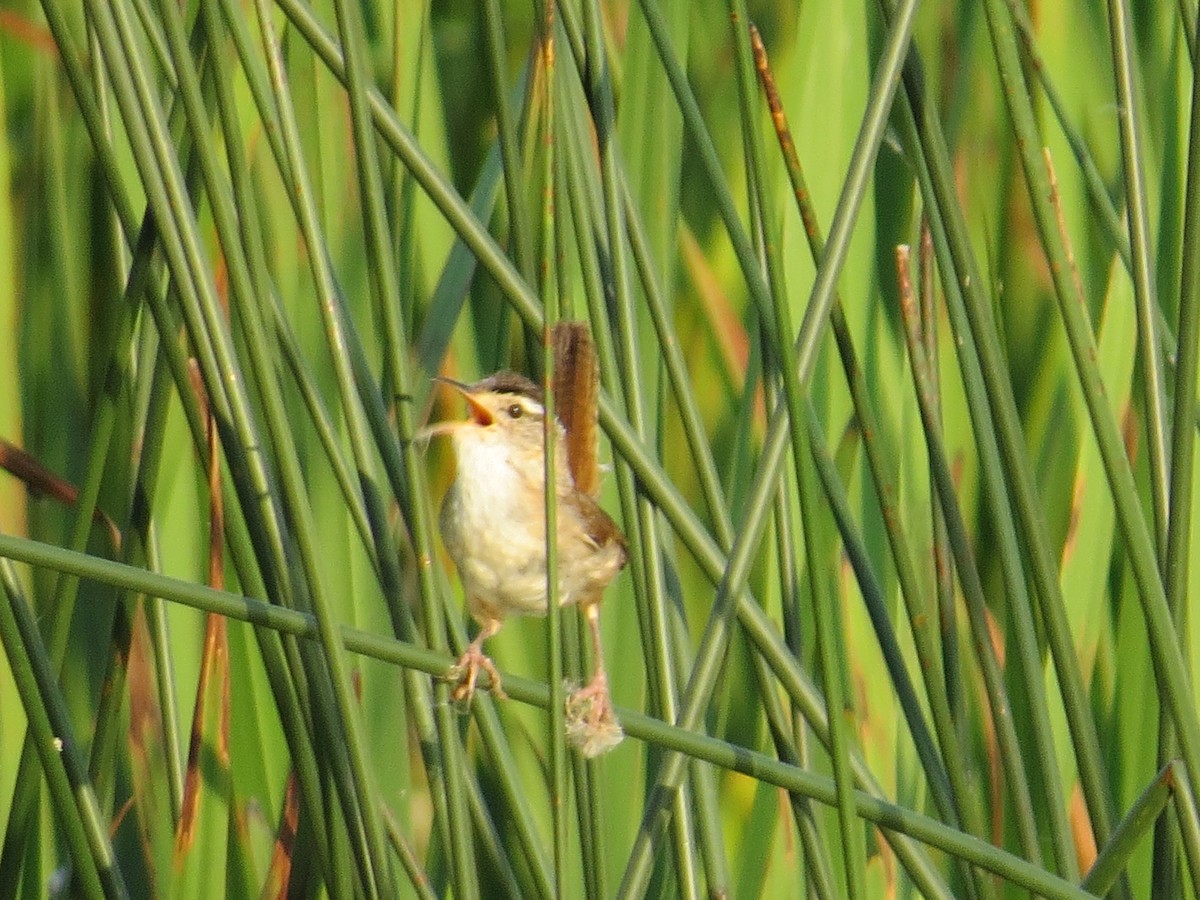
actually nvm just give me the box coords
[507,403,523,419]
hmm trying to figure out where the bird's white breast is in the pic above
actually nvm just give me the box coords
[442,429,557,615]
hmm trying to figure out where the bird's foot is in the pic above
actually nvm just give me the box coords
[448,645,506,706]
[565,669,623,757]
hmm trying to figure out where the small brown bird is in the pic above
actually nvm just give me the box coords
[425,345,627,753]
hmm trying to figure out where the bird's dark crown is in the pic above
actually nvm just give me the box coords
[472,371,544,403]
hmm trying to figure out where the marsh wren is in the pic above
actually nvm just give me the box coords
[426,327,627,753]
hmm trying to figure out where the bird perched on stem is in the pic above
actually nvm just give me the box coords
[423,324,626,756]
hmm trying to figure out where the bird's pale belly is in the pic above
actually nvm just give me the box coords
[440,427,624,618]
[441,473,585,616]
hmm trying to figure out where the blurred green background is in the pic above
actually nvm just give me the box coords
[0,0,1197,897]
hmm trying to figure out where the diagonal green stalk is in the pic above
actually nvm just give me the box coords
[82,7,343,884]
[1082,761,1173,895]
[121,350,183,820]
[1173,760,1200,897]
[0,531,1098,899]
[894,233,1050,859]
[1003,0,1132,269]
[1006,0,1200,442]
[890,53,1045,865]
[917,225,967,744]
[551,76,610,900]
[558,76,709,898]
[764,470,835,899]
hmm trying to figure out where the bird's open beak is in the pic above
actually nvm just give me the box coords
[433,376,495,426]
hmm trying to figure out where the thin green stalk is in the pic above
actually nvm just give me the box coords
[275,0,544,328]
[0,560,126,899]
[127,0,174,88]
[614,174,757,894]
[439,608,556,900]
[462,769,527,900]
[613,418,954,897]
[317,0,491,886]
[1166,0,1200,757]
[559,66,628,898]
[592,379,957,893]
[617,175,732,544]
[572,207,706,900]
[38,0,138,236]
[167,0,395,892]
[729,12,861,893]
[0,1,160,874]
[126,353,184,820]
[1106,0,1170,555]
[266,303,376,562]
[535,3,570,892]
[481,0,535,284]
[917,224,966,740]
[1003,0,1132,270]
[82,63,339,900]
[1081,762,1173,895]
[383,813,438,900]
[589,43,837,891]
[93,16,343,838]
[319,0,482,878]
[77,227,153,811]
[566,86,947,890]
[795,433,865,898]
[98,0,292,611]
[204,23,457,878]
[1174,760,1200,897]
[1006,0,1200,432]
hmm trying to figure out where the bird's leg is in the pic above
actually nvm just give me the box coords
[449,615,506,704]
[565,602,623,756]
[570,602,611,712]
